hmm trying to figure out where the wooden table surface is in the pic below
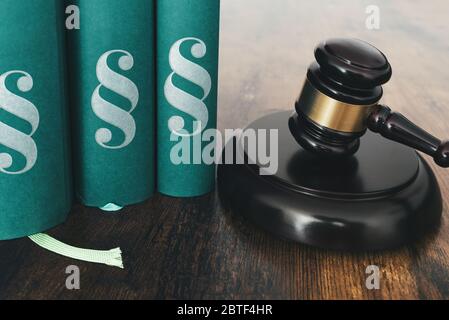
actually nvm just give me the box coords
[1,0,449,300]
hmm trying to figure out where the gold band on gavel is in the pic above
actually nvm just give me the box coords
[296,79,378,133]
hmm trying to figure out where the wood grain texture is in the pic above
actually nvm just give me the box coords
[1,0,449,300]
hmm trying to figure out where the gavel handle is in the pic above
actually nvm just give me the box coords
[367,104,449,168]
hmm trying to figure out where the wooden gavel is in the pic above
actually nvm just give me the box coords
[289,38,449,167]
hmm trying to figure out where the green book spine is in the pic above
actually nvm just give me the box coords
[67,0,156,208]
[0,0,72,240]
[157,0,221,197]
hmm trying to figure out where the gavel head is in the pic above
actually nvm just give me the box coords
[289,38,392,156]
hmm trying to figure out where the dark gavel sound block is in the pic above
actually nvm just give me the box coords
[218,38,446,251]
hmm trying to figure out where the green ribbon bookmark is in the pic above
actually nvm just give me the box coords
[29,233,124,269]
[100,203,124,212]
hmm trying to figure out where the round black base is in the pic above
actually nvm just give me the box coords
[218,111,442,251]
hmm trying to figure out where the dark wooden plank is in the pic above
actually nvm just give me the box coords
[1,0,449,300]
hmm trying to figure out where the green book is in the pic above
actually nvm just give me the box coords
[0,0,72,240]
[157,0,221,197]
[67,0,156,209]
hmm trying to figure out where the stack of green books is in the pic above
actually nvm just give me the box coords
[0,0,220,266]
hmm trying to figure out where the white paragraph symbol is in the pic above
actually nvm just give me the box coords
[164,38,211,137]
[92,50,139,149]
[0,71,39,175]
